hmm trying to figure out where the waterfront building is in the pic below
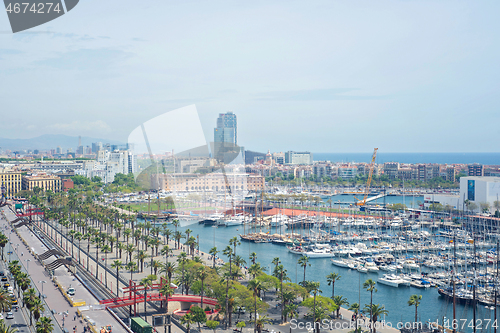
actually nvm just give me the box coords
[459,176,500,211]
[273,152,285,165]
[153,172,264,193]
[383,162,399,179]
[284,151,313,165]
[314,163,331,179]
[0,169,22,197]
[468,163,484,176]
[22,173,62,192]
[446,166,456,182]
[397,167,413,180]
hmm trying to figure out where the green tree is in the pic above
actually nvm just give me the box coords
[363,279,377,333]
[110,260,123,296]
[408,294,422,332]
[333,295,349,318]
[36,317,53,333]
[189,306,207,331]
[363,304,388,333]
[180,313,194,333]
[298,255,310,283]
[349,302,361,333]
[206,320,219,333]
[326,272,341,299]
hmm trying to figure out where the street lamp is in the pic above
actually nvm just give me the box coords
[25,259,31,274]
[38,280,46,299]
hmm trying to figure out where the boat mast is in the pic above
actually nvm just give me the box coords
[473,233,477,333]
[495,240,499,333]
[452,232,456,333]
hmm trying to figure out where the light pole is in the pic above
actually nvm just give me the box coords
[38,280,46,298]
[25,259,31,274]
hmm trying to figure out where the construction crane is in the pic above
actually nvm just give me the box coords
[355,148,378,206]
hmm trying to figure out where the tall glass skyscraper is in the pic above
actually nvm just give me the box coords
[214,112,237,145]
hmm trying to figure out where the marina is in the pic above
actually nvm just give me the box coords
[160,210,500,333]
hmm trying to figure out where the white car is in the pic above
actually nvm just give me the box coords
[6,312,13,319]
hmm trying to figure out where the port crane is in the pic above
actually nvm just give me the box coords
[354,148,378,206]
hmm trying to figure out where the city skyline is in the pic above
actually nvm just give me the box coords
[1,1,500,153]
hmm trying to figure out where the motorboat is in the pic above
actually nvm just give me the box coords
[378,274,402,287]
[364,261,380,272]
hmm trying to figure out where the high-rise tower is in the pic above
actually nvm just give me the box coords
[214,111,237,146]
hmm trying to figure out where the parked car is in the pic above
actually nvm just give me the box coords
[67,287,75,296]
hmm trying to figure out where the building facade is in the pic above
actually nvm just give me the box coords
[0,170,22,197]
[22,173,62,192]
[214,112,237,146]
[285,151,313,165]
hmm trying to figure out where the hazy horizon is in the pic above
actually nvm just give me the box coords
[1,1,499,153]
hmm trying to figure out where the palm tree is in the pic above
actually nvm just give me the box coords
[248,263,264,279]
[125,261,137,282]
[162,262,176,281]
[275,264,290,324]
[185,236,197,258]
[249,252,257,265]
[283,303,298,324]
[0,234,8,261]
[209,247,219,269]
[159,278,174,315]
[31,298,45,324]
[177,252,189,294]
[326,272,341,299]
[136,250,148,272]
[333,295,349,318]
[363,279,378,333]
[180,313,194,333]
[140,274,157,323]
[160,245,170,269]
[151,260,163,275]
[408,294,422,332]
[197,266,209,308]
[363,304,388,333]
[252,315,270,333]
[298,255,310,283]
[126,244,136,264]
[222,246,233,328]
[0,320,19,333]
[35,317,53,333]
[310,282,321,333]
[229,236,240,257]
[101,244,111,286]
[0,289,12,312]
[111,260,123,296]
[233,255,246,269]
[348,302,360,333]
[247,279,262,332]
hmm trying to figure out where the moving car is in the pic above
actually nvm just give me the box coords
[6,312,13,319]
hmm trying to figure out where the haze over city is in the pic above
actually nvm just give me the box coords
[1,0,500,152]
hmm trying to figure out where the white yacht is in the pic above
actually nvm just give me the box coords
[288,243,334,258]
[331,258,351,268]
[378,274,402,287]
[269,214,290,227]
[364,262,380,272]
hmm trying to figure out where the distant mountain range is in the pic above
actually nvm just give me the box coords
[0,134,124,151]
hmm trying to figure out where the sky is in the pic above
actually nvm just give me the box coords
[0,0,499,153]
